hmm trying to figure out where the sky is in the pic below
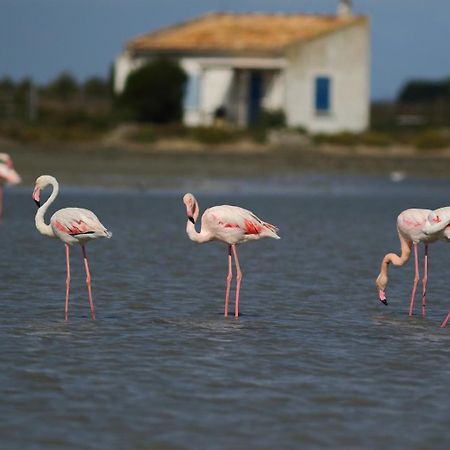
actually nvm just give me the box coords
[0,0,449,100]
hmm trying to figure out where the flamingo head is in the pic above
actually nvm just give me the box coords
[0,152,13,168]
[375,274,388,305]
[32,175,56,208]
[183,193,198,224]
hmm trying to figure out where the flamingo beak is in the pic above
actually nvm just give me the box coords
[32,187,41,207]
[188,216,195,224]
[378,290,388,306]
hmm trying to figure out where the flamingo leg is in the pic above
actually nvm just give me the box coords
[421,244,428,317]
[224,244,233,317]
[0,184,3,220]
[408,243,420,316]
[440,312,450,328]
[64,244,71,321]
[81,245,96,320]
[231,244,243,318]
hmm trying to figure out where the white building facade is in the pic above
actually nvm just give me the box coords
[115,3,370,133]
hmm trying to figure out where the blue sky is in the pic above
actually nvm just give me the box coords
[1,0,449,99]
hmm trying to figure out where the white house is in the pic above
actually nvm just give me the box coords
[114,0,370,133]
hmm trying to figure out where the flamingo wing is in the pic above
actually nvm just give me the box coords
[52,208,109,236]
[207,205,279,238]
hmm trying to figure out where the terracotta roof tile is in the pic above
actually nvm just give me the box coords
[127,12,366,55]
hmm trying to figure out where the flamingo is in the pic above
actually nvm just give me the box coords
[32,175,111,320]
[375,208,443,318]
[0,152,21,219]
[421,207,450,327]
[182,193,280,317]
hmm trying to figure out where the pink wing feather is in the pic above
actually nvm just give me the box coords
[207,205,279,238]
[51,208,110,237]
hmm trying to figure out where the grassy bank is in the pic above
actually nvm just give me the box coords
[5,139,450,189]
[2,120,450,151]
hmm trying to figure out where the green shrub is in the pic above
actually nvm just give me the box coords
[130,126,156,143]
[359,131,393,147]
[313,132,359,146]
[189,127,240,145]
[120,58,187,123]
[414,130,450,149]
[255,109,286,129]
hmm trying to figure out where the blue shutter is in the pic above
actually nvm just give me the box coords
[184,74,200,110]
[315,76,331,113]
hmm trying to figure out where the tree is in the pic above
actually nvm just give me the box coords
[398,78,450,103]
[120,58,187,123]
[83,76,110,99]
[45,71,79,100]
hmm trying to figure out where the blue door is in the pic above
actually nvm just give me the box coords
[248,71,263,125]
[315,76,331,114]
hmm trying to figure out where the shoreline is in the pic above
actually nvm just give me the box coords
[3,138,450,187]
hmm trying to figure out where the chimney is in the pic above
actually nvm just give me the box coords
[338,0,352,18]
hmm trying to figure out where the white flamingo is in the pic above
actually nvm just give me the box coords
[183,193,280,317]
[376,208,450,322]
[32,175,111,320]
[0,152,21,219]
[422,207,450,327]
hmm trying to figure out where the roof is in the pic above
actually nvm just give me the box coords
[127,12,367,56]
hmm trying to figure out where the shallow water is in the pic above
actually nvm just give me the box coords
[1,174,450,449]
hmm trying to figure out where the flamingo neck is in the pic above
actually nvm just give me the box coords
[186,220,212,243]
[376,230,412,291]
[186,200,211,243]
[35,179,59,238]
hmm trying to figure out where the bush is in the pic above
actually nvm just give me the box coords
[414,130,450,150]
[359,131,392,147]
[120,58,187,123]
[189,127,240,145]
[130,126,156,143]
[255,109,286,129]
[313,131,394,147]
[313,132,360,146]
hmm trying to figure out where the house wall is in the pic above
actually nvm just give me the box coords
[261,72,285,112]
[284,21,370,133]
[114,52,147,93]
[180,59,202,126]
[199,67,234,125]
[180,59,234,126]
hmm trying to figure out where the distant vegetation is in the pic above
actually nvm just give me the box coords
[398,77,450,103]
[0,69,449,149]
[0,71,115,142]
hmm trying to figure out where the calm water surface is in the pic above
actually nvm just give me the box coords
[1,174,450,449]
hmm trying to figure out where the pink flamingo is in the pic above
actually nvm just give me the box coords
[0,153,21,219]
[421,207,450,327]
[32,175,111,320]
[376,208,443,318]
[183,193,280,317]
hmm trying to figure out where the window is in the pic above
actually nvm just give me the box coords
[315,76,331,114]
[184,74,200,110]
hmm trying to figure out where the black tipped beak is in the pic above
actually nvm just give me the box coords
[380,298,388,306]
[34,199,41,208]
[188,216,195,224]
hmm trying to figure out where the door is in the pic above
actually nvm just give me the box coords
[248,71,263,126]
